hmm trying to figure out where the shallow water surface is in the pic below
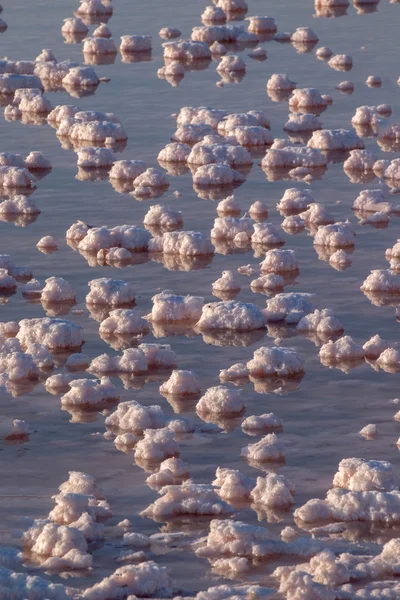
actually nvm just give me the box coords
[1,0,400,597]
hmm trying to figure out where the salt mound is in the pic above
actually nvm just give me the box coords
[99,309,149,336]
[86,278,135,306]
[141,481,233,520]
[149,231,214,255]
[277,188,314,214]
[120,35,152,53]
[146,457,190,488]
[265,293,313,324]
[17,317,83,349]
[361,269,400,293]
[61,377,119,408]
[246,346,304,377]
[213,270,241,293]
[105,400,166,434]
[319,336,364,363]
[291,27,319,43]
[344,150,376,173]
[241,433,285,462]
[289,88,327,110]
[262,145,327,169]
[40,277,76,303]
[148,291,204,322]
[196,301,267,331]
[296,309,343,336]
[333,458,397,492]
[284,113,322,133]
[308,129,364,151]
[82,562,172,599]
[251,473,295,507]
[242,413,283,433]
[313,222,355,248]
[196,385,245,416]
[193,163,246,186]
[109,160,146,181]
[261,249,299,273]
[160,370,200,396]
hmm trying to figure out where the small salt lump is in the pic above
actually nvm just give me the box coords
[241,413,283,434]
[196,300,267,331]
[196,385,245,416]
[359,424,377,439]
[160,370,200,396]
[5,419,29,440]
[241,433,285,462]
[36,236,58,251]
[212,271,241,293]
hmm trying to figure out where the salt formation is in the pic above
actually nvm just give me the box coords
[141,481,232,520]
[40,277,76,303]
[17,317,84,349]
[211,216,253,241]
[76,0,113,15]
[109,160,146,181]
[296,309,344,337]
[147,291,204,323]
[163,40,212,62]
[262,144,327,170]
[363,334,391,359]
[212,271,241,293]
[120,35,152,53]
[329,249,352,269]
[284,113,322,133]
[241,433,285,462]
[344,150,376,173]
[196,301,267,331]
[319,336,364,364]
[160,370,200,396]
[250,273,284,292]
[242,413,283,433]
[277,188,314,214]
[336,81,354,92]
[246,346,304,377]
[313,222,355,248]
[291,27,318,43]
[300,204,334,226]
[5,419,29,440]
[61,377,119,409]
[196,385,245,416]
[134,427,178,462]
[149,231,214,255]
[261,249,299,273]
[289,88,327,112]
[361,269,400,293]
[99,309,149,337]
[265,293,313,323]
[315,46,333,59]
[249,200,268,219]
[217,195,241,216]
[307,129,364,151]
[159,27,182,38]
[86,278,135,306]
[367,74,382,86]
[81,562,172,599]
[328,54,353,70]
[251,473,295,508]
[77,147,115,168]
[105,400,166,434]
[353,189,396,214]
[143,205,182,231]
[295,458,400,523]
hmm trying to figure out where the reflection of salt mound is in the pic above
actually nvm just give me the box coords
[141,481,232,520]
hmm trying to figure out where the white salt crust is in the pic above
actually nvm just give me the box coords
[196,301,267,331]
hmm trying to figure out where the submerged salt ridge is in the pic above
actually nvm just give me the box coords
[3,0,400,597]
